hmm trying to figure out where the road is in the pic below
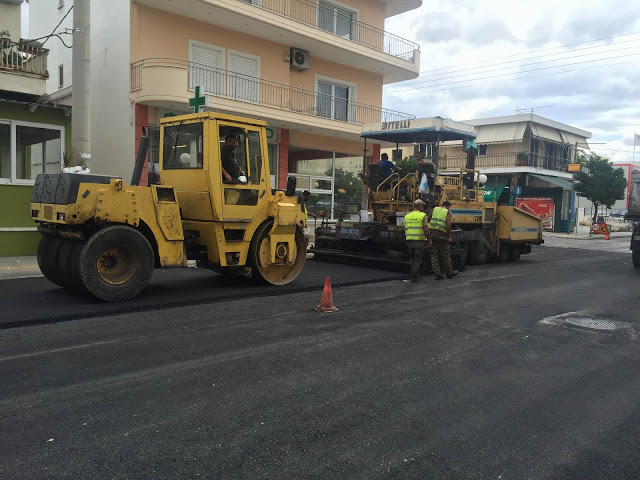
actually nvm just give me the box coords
[1,244,640,479]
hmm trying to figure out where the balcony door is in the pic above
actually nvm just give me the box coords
[316,78,354,122]
[318,1,355,39]
[228,51,260,104]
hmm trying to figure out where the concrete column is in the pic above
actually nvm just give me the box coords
[71,0,91,168]
[278,129,289,190]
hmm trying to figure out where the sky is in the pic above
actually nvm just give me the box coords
[383,0,640,163]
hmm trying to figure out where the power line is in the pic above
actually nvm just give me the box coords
[385,38,640,88]
[43,5,73,46]
[386,44,640,91]
[412,31,640,75]
[382,59,639,97]
[384,54,640,96]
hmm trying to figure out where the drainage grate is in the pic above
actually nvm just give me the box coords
[565,317,620,330]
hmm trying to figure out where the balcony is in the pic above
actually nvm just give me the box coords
[131,58,414,139]
[238,0,419,62]
[440,152,573,174]
[135,0,420,83]
[0,38,49,96]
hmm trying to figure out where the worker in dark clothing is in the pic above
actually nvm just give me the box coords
[221,134,241,182]
[378,152,401,178]
[426,200,459,280]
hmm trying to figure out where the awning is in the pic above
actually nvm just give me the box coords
[530,124,563,143]
[483,175,511,202]
[530,173,572,190]
[361,117,476,144]
[475,122,526,144]
[560,131,589,148]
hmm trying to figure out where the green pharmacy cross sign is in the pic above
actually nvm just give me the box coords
[189,86,208,113]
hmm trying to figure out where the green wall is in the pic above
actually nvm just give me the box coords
[0,101,70,256]
[0,185,39,256]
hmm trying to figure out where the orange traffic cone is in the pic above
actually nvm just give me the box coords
[604,224,610,240]
[315,277,338,312]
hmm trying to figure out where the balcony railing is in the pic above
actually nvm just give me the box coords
[441,152,572,173]
[0,38,49,78]
[131,58,415,125]
[238,0,419,62]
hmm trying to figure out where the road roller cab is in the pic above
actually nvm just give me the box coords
[30,112,306,301]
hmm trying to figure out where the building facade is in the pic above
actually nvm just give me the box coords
[1,0,71,256]
[30,0,421,224]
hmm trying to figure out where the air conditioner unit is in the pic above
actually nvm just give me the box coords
[290,48,310,70]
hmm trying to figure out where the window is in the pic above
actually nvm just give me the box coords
[478,144,488,156]
[267,143,278,189]
[220,125,261,206]
[316,79,354,122]
[162,122,203,170]
[58,65,63,89]
[0,124,10,179]
[0,121,64,183]
[228,51,260,103]
[414,143,435,158]
[189,41,224,96]
[318,1,355,39]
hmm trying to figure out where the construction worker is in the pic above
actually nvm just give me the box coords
[302,190,317,221]
[404,199,429,283]
[426,200,459,280]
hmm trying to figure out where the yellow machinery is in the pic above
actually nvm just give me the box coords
[30,112,306,301]
[312,117,543,269]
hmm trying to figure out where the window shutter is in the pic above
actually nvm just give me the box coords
[190,44,223,95]
[228,53,259,103]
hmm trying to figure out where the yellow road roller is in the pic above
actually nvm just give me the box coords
[30,112,306,301]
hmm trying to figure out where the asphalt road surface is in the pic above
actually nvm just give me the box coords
[2,244,640,479]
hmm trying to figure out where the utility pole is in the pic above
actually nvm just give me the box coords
[72,0,91,168]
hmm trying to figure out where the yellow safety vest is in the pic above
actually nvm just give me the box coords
[303,203,308,220]
[405,210,426,241]
[429,206,448,233]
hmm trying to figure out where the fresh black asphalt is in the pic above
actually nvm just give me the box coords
[1,245,640,479]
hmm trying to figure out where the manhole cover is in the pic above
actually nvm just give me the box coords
[565,317,620,330]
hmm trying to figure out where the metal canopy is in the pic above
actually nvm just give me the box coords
[530,173,573,190]
[361,117,476,144]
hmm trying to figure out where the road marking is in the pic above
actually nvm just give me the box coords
[0,339,124,362]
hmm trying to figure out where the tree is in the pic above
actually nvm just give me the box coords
[326,167,362,210]
[574,154,627,224]
[397,155,417,172]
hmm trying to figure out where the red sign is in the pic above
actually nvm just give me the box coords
[515,197,555,230]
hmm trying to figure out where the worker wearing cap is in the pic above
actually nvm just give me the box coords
[404,199,429,283]
[427,200,458,280]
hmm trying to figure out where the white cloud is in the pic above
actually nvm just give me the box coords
[383,0,640,162]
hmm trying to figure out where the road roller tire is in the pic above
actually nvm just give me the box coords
[510,245,522,262]
[249,222,306,285]
[78,226,154,302]
[56,239,85,291]
[37,236,65,288]
[633,251,640,269]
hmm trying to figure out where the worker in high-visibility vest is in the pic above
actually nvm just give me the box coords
[302,190,317,222]
[404,199,429,283]
[426,200,458,280]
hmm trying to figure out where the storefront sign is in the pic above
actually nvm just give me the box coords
[266,127,278,142]
[515,197,555,230]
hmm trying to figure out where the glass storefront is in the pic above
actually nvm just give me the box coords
[289,146,363,220]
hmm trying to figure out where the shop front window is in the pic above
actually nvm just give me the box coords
[333,153,362,211]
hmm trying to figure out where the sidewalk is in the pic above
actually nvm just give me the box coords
[544,227,632,240]
[0,256,41,280]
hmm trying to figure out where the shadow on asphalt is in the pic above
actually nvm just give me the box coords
[0,260,404,329]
